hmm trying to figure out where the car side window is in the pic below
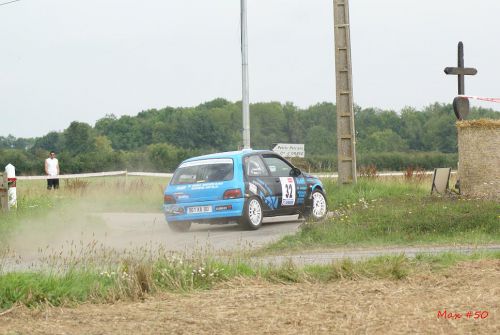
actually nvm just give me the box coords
[262,155,293,177]
[244,155,269,177]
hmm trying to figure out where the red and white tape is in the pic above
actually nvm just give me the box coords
[458,95,500,103]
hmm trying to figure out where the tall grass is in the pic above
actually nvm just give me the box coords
[13,176,168,212]
[321,177,429,208]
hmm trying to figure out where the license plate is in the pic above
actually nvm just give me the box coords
[187,205,212,214]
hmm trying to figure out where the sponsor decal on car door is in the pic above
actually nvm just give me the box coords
[280,177,296,206]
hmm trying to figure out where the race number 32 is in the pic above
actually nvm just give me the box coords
[280,177,296,206]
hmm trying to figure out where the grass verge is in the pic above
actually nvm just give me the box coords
[0,251,499,311]
[263,178,499,253]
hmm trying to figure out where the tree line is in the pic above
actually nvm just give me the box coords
[1,98,498,175]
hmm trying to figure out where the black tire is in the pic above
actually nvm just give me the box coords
[304,189,328,221]
[167,221,191,232]
[239,197,263,230]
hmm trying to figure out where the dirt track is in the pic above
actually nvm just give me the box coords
[2,212,302,271]
[1,260,499,335]
[4,212,500,272]
[96,212,302,252]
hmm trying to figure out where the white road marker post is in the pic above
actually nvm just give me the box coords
[5,164,17,210]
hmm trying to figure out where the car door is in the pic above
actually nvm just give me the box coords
[260,153,300,215]
[243,154,281,213]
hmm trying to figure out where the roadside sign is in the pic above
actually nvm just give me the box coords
[272,143,305,158]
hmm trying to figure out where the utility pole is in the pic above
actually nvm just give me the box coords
[333,0,357,184]
[241,0,251,149]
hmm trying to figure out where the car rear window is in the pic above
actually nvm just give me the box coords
[171,158,234,185]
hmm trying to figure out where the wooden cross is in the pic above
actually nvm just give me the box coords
[444,41,477,120]
[444,41,477,95]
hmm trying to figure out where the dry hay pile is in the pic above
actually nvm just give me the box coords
[457,119,500,199]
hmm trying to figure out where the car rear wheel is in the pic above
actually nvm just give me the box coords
[240,197,263,230]
[167,221,191,232]
[305,190,328,221]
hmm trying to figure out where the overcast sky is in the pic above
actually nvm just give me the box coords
[1,0,499,137]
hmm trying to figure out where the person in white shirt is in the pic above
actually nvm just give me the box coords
[45,151,60,190]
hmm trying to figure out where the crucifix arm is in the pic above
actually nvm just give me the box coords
[444,67,478,75]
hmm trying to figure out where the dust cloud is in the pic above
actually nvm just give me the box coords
[1,196,300,272]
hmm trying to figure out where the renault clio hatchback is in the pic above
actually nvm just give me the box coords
[163,149,327,232]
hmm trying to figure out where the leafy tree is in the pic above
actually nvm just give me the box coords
[0,135,32,150]
[469,106,500,119]
[206,106,240,150]
[421,104,457,153]
[305,126,336,155]
[0,149,38,175]
[283,102,305,143]
[95,115,143,150]
[94,135,113,154]
[32,131,63,153]
[358,129,409,152]
[64,122,96,155]
[94,114,118,132]
[250,102,287,149]
[355,108,403,141]
[300,102,336,131]
[146,143,185,172]
[0,135,16,149]
[196,98,231,111]
[355,107,383,140]
[400,107,425,150]
[2,98,499,174]
[422,114,457,153]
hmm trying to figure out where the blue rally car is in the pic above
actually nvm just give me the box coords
[163,149,328,232]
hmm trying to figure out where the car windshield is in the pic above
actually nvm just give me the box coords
[171,158,234,185]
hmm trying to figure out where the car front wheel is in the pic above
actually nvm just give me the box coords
[305,190,328,221]
[240,197,263,230]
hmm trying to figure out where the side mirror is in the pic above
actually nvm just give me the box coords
[290,167,301,177]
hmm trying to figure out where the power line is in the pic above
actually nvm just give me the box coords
[0,0,21,7]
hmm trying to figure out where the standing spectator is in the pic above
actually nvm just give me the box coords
[45,151,60,190]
